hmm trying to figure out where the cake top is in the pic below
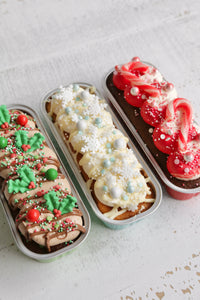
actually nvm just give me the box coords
[112,57,200,182]
[48,84,156,219]
[0,105,86,252]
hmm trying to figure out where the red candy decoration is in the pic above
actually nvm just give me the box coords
[22,144,31,152]
[153,98,193,154]
[43,157,48,163]
[65,218,72,223]
[37,191,44,197]
[28,181,36,189]
[113,58,150,91]
[53,209,61,218]
[36,163,42,170]
[1,122,9,129]
[26,209,40,222]
[53,184,61,191]
[16,114,28,126]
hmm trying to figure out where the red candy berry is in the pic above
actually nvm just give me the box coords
[22,144,31,152]
[37,191,44,197]
[65,218,72,223]
[36,163,42,170]
[28,181,36,189]
[16,114,28,126]
[1,122,9,129]
[53,185,61,191]
[26,209,40,222]
[43,157,48,163]
[53,209,61,218]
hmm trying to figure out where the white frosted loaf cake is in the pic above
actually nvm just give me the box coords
[46,84,156,220]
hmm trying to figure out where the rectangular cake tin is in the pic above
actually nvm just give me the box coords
[103,67,200,200]
[0,104,91,262]
[41,83,162,229]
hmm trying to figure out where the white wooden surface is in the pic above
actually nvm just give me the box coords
[0,0,200,299]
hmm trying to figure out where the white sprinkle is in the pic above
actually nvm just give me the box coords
[167,129,173,135]
[174,159,179,165]
[130,87,139,96]
[184,153,194,163]
[184,168,190,173]
[148,128,153,134]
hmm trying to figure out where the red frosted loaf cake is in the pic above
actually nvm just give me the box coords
[105,57,200,194]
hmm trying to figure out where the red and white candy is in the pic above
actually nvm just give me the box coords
[113,57,200,180]
[113,57,160,99]
[140,82,176,127]
[153,98,196,154]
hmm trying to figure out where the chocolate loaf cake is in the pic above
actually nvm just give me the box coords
[0,105,86,254]
[105,57,200,192]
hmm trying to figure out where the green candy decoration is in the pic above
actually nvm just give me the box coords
[45,168,58,180]
[0,137,8,149]
[0,105,10,126]
[44,191,77,214]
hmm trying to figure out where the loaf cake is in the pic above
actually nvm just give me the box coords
[46,84,156,220]
[106,57,200,190]
[0,105,86,253]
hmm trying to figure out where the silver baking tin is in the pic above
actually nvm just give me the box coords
[41,83,162,229]
[0,104,91,262]
[102,67,200,195]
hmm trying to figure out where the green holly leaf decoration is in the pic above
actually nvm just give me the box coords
[15,130,27,146]
[0,105,10,126]
[8,165,36,194]
[15,130,45,152]
[43,191,60,211]
[44,191,77,214]
[59,195,77,214]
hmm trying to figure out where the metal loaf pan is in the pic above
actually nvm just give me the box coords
[0,104,91,262]
[103,67,200,200]
[41,83,162,229]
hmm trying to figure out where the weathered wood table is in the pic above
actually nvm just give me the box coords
[0,0,200,299]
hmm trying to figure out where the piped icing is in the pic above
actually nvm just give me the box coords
[112,57,200,181]
[0,106,86,252]
[47,84,156,220]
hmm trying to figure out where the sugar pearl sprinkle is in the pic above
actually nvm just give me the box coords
[48,84,155,218]
[174,159,180,165]
[130,87,139,96]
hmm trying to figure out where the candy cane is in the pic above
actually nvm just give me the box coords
[118,60,160,98]
[121,60,149,74]
[165,98,193,152]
